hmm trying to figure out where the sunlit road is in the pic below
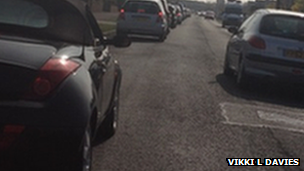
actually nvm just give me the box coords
[92,16,304,171]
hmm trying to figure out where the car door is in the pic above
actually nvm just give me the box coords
[86,8,116,118]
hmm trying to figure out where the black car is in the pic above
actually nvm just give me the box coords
[0,0,130,170]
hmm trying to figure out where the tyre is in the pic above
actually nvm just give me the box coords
[94,89,119,144]
[116,30,126,36]
[165,27,170,35]
[158,34,166,42]
[72,126,92,171]
[223,52,234,77]
[236,58,249,89]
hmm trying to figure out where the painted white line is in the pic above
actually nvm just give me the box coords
[220,102,304,134]
[257,110,304,126]
[222,121,304,134]
[219,103,230,122]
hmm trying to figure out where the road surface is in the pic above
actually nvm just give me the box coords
[92,16,304,171]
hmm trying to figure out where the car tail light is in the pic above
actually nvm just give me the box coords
[23,58,80,100]
[118,9,125,20]
[0,125,25,150]
[248,36,266,49]
[156,12,164,23]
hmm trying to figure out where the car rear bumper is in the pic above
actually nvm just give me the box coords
[205,16,214,19]
[0,126,82,171]
[117,23,167,36]
[223,19,242,26]
[245,53,304,82]
[0,67,95,170]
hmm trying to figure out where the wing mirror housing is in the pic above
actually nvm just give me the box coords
[104,35,131,48]
[228,26,239,34]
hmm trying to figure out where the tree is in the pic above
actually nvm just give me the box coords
[291,0,304,12]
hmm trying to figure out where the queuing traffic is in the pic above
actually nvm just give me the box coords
[116,0,191,41]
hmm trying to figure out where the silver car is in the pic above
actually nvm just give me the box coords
[224,9,304,88]
[116,0,169,41]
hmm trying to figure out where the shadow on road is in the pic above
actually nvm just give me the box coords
[216,73,304,109]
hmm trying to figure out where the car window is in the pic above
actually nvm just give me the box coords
[238,13,257,31]
[260,15,304,41]
[225,5,242,15]
[86,6,103,40]
[124,1,160,14]
[0,0,48,28]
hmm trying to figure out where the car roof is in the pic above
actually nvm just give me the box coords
[259,8,304,18]
[126,0,162,3]
[0,0,94,45]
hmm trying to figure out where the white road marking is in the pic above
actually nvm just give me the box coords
[220,102,304,133]
[257,110,304,126]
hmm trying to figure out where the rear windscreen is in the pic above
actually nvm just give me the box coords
[0,0,48,28]
[124,1,160,14]
[225,6,242,14]
[260,15,304,41]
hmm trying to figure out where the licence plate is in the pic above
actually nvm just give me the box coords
[284,49,304,59]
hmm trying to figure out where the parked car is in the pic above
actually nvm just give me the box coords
[0,0,130,170]
[184,8,191,18]
[197,11,206,17]
[175,5,183,24]
[117,0,169,41]
[159,0,172,30]
[168,4,178,28]
[224,9,304,88]
[205,10,215,20]
[177,2,186,20]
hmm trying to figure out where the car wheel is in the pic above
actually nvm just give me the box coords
[158,34,166,42]
[94,89,119,143]
[223,51,234,77]
[236,58,249,89]
[72,126,92,171]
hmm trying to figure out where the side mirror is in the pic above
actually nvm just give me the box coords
[104,35,131,48]
[228,27,238,34]
[94,38,101,47]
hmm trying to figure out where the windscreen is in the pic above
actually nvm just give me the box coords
[0,0,48,28]
[124,1,160,14]
[260,15,304,41]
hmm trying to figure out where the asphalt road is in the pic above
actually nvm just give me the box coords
[92,16,304,171]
